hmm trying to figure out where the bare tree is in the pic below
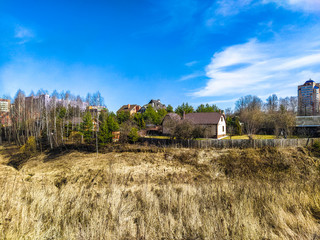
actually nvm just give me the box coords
[240,108,264,135]
[279,97,290,111]
[266,94,278,112]
[289,96,298,114]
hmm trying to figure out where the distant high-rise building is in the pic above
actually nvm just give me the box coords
[0,99,10,112]
[298,79,320,116]
[0,99,11,126]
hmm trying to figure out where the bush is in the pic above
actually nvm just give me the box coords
[128,127,139,143]
[20,136,37,157]
[119,120,137,143]
[174,120,194,140]
[70,131,83,144]
[310,141,320,157]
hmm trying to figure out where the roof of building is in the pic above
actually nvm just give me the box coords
[141,99,166,111]
[185,112,224,125]
[306,79,315,83]
[149,99,161,103]
[164,113,181,121]
[296,116,320,127]
[117,104,140,112]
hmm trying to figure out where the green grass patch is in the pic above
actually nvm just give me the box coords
[223,135,277,140]
[144,135,171,139]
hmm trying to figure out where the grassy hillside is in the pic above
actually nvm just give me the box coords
[1,144,320,239]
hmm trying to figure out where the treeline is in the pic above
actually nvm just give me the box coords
[226,94,297,137]
[0,89,298,149]
[1,89,106,149]
[0,88,224,148]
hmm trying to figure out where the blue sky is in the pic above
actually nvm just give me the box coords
[1,0,320,111]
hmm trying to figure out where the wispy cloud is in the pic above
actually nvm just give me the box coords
[204,0,260,29]
[204,0,319,29]
[263,0,320,12]
[215,0,255,16]
[185,61,198,67]
[179,72,204,81]
[193,29,320,99]
[14,26,34,44]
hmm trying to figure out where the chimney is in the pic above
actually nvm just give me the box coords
[128,104,130,109]
[183,111,186,120]
[219,110,221,114]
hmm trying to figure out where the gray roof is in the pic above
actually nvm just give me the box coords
[185,112,223,125]
[143,99,166,110]
[165,113,181,121]
[296,116,320,127]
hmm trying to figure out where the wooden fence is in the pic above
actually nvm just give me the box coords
[139,137,320,149]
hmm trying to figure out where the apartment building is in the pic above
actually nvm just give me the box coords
[298,79,320,116]
[0,99,10,112]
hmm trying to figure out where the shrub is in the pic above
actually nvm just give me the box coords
[174,120,194,140]
[310,141,320,157]
[20,136,37,157]
[119,120,137,143]
[70,131,83,144]
[128,127,139,143]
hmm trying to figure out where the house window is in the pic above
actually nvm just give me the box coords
[221,117,223,122]
[222,126,224,132]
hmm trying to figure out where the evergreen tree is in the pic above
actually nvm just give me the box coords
[134,113,146,129]
[157,108,167,124]
[166,104,174,113]
[235,117,242,135]
[107,115,119,132]
[99,111,108,123]
[143,105,158,124]
[81,111,93,143]
[117,111,130,124]
[98,118,112,143]
[128,127,139,143]
[175,103,194,116]
[196,103,220,113]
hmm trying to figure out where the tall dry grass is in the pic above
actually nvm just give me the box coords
[0,145,320,239]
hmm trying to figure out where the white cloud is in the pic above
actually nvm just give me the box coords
[185,61,198,67]
[263,0,320,12]
[179,72,203,81]
[215,0,254,16]
[216,0,320,14]
[193,32,320,99]
[205,0,320,28]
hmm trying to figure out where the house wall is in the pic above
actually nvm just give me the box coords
[198,125,216,138]
[217,116,226,138]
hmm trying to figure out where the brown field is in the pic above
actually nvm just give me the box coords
[1,144,320,240]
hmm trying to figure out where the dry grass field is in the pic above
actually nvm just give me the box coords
[1,144,320,239]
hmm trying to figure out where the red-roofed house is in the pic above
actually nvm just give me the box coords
[117,104,141,116]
